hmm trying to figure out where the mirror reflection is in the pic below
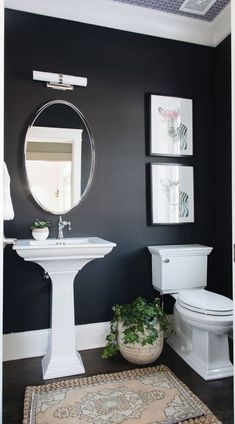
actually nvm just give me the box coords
[25,101,94,214]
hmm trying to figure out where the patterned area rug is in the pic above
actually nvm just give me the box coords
[23,365,221,424]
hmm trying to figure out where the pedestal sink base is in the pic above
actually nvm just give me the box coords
[42,351,85,380]
[39,269,85,380]
[13,237,116,380]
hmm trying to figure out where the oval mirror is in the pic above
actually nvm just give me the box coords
[24,100,95,215]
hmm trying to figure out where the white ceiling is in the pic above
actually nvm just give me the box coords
[4,0,231,47]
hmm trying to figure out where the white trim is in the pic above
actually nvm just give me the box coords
[231,0,235,379]
[27,126,83,143]
[4,0,230,47]
[0,2,4,423]
[211,2,231,47]
[3,321,110,361]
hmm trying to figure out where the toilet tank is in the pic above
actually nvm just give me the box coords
[148,244,213,294]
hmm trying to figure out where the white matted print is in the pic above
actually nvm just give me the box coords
[150,95,193,156]
[151,164,194,224]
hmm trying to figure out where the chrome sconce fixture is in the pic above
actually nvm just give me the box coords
[33,70,88,91]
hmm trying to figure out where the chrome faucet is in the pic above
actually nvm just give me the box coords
[57,216,71,239]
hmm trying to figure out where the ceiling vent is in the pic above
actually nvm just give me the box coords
[179,0,217,15]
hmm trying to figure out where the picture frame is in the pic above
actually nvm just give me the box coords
[150,94,193,156]
[151,163,194,224]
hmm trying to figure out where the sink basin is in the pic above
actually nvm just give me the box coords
[15,236,115,248]
[13,237,116,263]
[13,236,116,380]
[28,237,91,245]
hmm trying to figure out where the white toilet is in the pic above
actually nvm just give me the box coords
[148,244,233,380]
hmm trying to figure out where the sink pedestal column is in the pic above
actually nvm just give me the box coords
[42,269,84,380]
[40,259,92,380]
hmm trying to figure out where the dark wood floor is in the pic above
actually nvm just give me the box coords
[3,344,234,423]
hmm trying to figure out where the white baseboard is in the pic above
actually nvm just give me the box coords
[3,321,111,361]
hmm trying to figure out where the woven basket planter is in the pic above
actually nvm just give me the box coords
[117,322,164,365]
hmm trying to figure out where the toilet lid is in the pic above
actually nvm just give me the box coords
[177,290,233,316]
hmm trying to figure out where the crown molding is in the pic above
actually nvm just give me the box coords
[4,0,231,47]
[211,2,231,46]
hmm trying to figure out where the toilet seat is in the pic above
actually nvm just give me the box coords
[177,289,233,316]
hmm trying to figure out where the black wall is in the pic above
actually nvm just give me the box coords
[214,36,232,299]
[3,9,231,333]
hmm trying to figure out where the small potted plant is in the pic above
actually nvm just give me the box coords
[102,296,168,365]
[30,219,50,241]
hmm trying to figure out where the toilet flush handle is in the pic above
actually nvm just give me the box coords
[162,258,170,263]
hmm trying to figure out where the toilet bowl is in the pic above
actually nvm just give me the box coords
[168,289,233,380]
[148,244,233,380]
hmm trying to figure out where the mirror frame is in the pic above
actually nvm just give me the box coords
[24,100,95,215]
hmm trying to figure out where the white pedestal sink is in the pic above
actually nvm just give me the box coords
[13,237,116,380]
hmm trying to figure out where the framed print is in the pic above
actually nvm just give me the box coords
[150,94,193,156]
[151,163,194,224]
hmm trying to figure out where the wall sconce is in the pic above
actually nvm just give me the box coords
[33,70,88,91]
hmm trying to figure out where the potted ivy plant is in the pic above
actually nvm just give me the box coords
[102,296,168,365]
[30,219,50,241]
